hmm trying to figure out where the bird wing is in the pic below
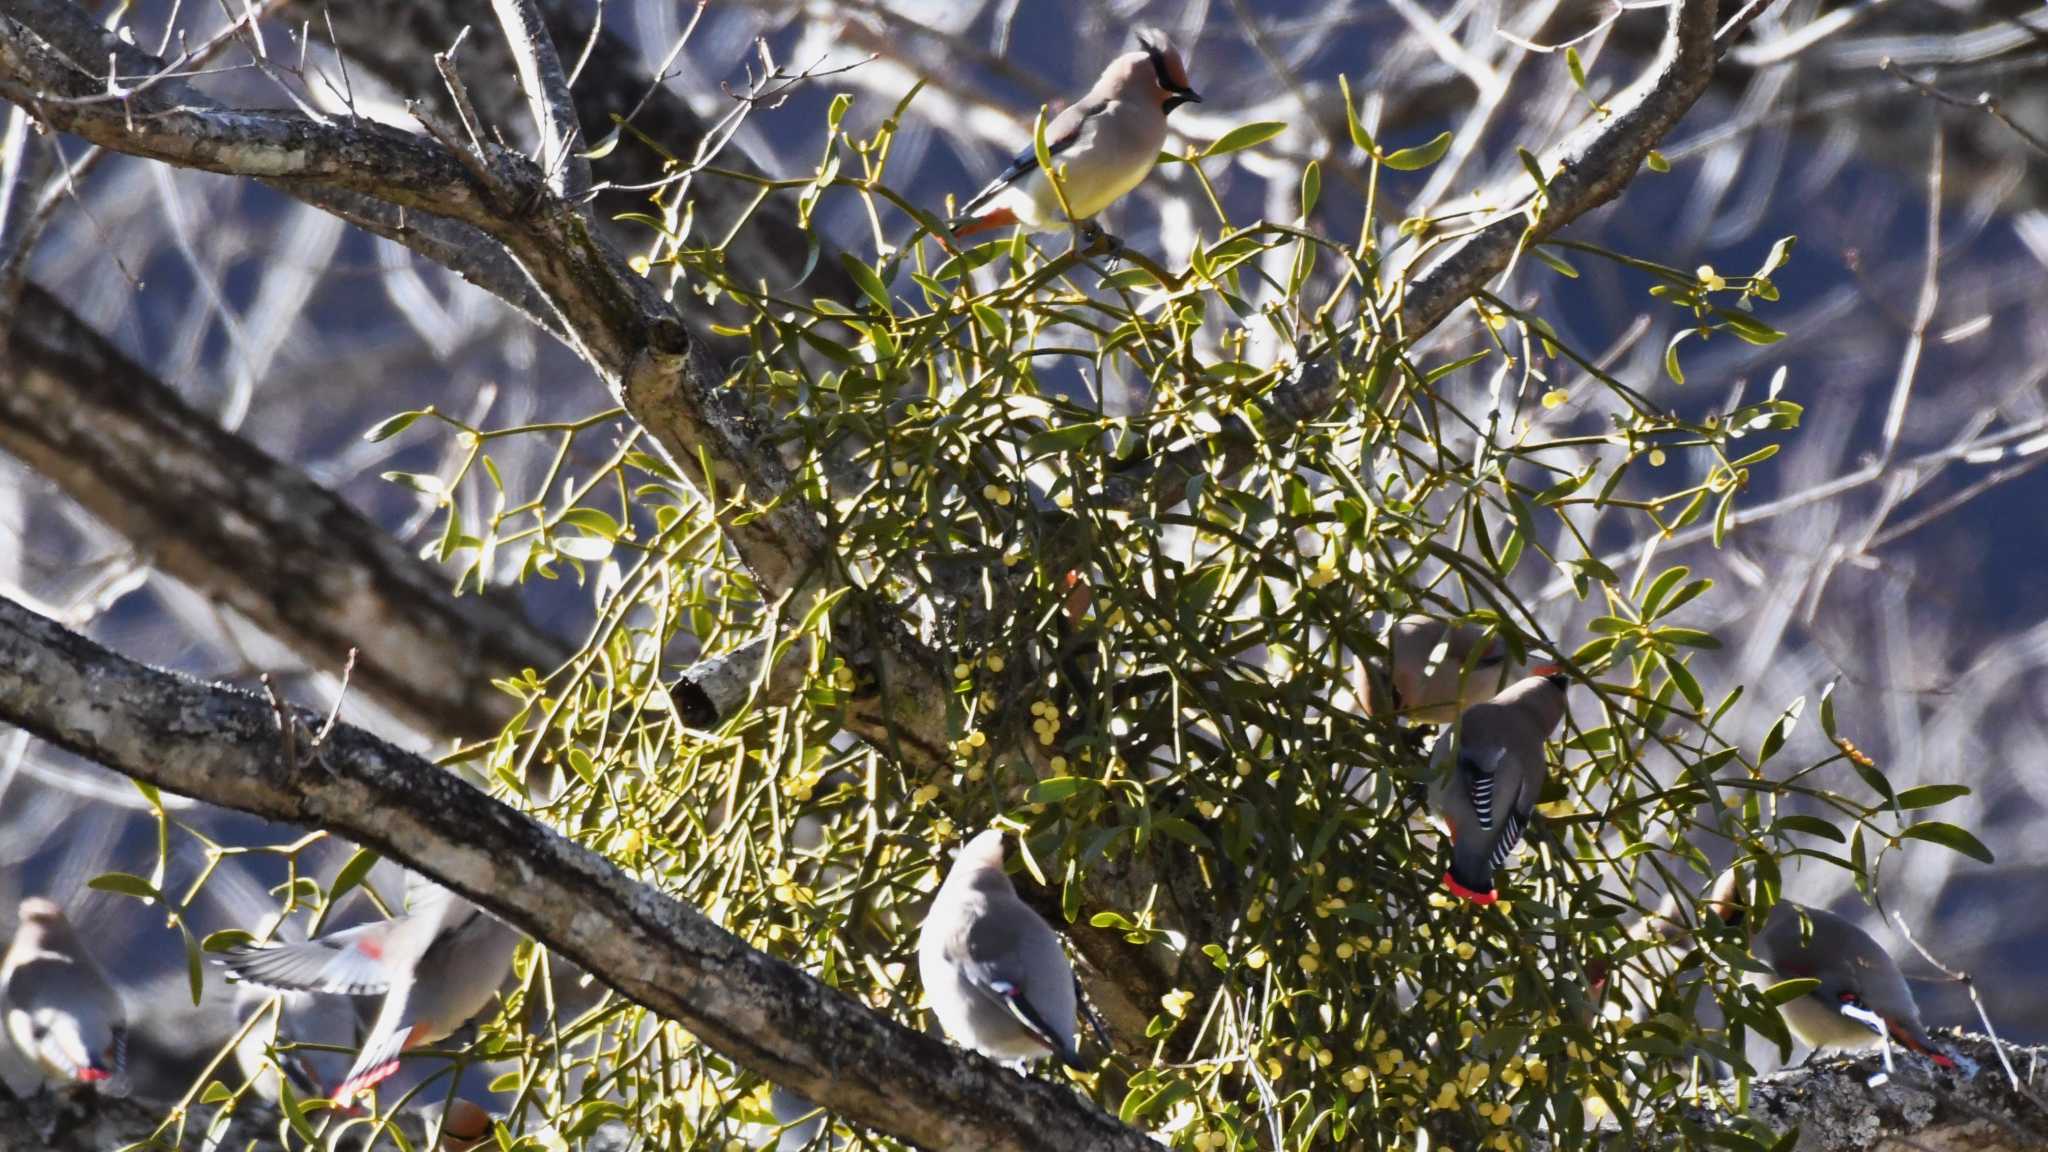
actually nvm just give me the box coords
[957,908,1084,1069]
[1458,745,1507,831]
[222,923,400,996]
[332,978,417,1103]
[961,97,1108,215]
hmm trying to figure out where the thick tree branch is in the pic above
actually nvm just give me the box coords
[0,1088,637,1152]
[0,595,1155,1152]
[0,281,568,738]
[3,995,2042,1151]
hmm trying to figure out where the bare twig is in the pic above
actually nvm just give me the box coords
[1891,910,2045,1111]
[1882,57,2048,158]
[489,0,590,199]
[1878,126,1941,460]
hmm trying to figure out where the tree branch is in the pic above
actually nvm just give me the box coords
[0,281,568,739]
[0,593,1155,1152]
[1092,0,1733,527]
[0,0,1754,1066]
[283,0,859,306]
[0,1088,638,1152]
[0,0,956,753]
[487,0,588,200]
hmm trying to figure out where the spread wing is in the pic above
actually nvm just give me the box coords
[222,923,398,996]
[961,98,1106,214]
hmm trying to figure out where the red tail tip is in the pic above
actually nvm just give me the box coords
[954,207,1018,240]
[1443,872,1498,905]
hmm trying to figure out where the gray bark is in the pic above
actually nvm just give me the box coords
[0,281,569,740]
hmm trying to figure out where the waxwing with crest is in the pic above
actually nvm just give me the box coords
[953,28,1200,242]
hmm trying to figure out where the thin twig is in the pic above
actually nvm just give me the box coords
[1878,126,1941,460]
[489,0,589,199]
[1882,57,2048,158]
[311,648,357,750]
[1891,909,2046,1113]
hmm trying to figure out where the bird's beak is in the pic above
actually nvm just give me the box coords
[1181,88,1204,104]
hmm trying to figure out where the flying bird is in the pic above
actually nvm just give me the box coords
[953,29,1200,245]
[222,877,522,1103]
[1429,672,1570,904]
[918,829,1092,1069]
[1,897,126,1088]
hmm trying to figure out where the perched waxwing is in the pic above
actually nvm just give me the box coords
[1711,871,1954,1068]
[222,877,523,1103]
[918,829,1086,1069]
[0,898,126,1087]
[1430,672,1569,904]
[1360,616,1536,725]
[953,29,1200,242]
[232,982,361,1103]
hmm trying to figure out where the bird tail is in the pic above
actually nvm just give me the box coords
[77,1026,129,1095]
[952,208,1018,242]
[1888,1022,1957,1069]
[332,1023,415,1104]
[1442,819,1498,905]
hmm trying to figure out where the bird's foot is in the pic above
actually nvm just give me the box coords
[1072,221,1124,261]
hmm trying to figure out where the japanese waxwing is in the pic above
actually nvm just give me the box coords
[918,829,1087,1069]
[1360,616,1536,725]
[222,876,523,1103]
[232,982,361,1102]
[0,898,126,1087]
[953,29,1200,241]
[1710,871,1954,1068]
[1430,672,1569,904]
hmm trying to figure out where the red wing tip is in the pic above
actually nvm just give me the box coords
[1529,662,1565,678]
[1442,872,1498,904]
[333,1060,400,1104]
[76,1068,113,1083]
[1930,1053,1958,1069]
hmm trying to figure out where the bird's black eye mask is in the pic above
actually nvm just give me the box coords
[1139,35,1201,113]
